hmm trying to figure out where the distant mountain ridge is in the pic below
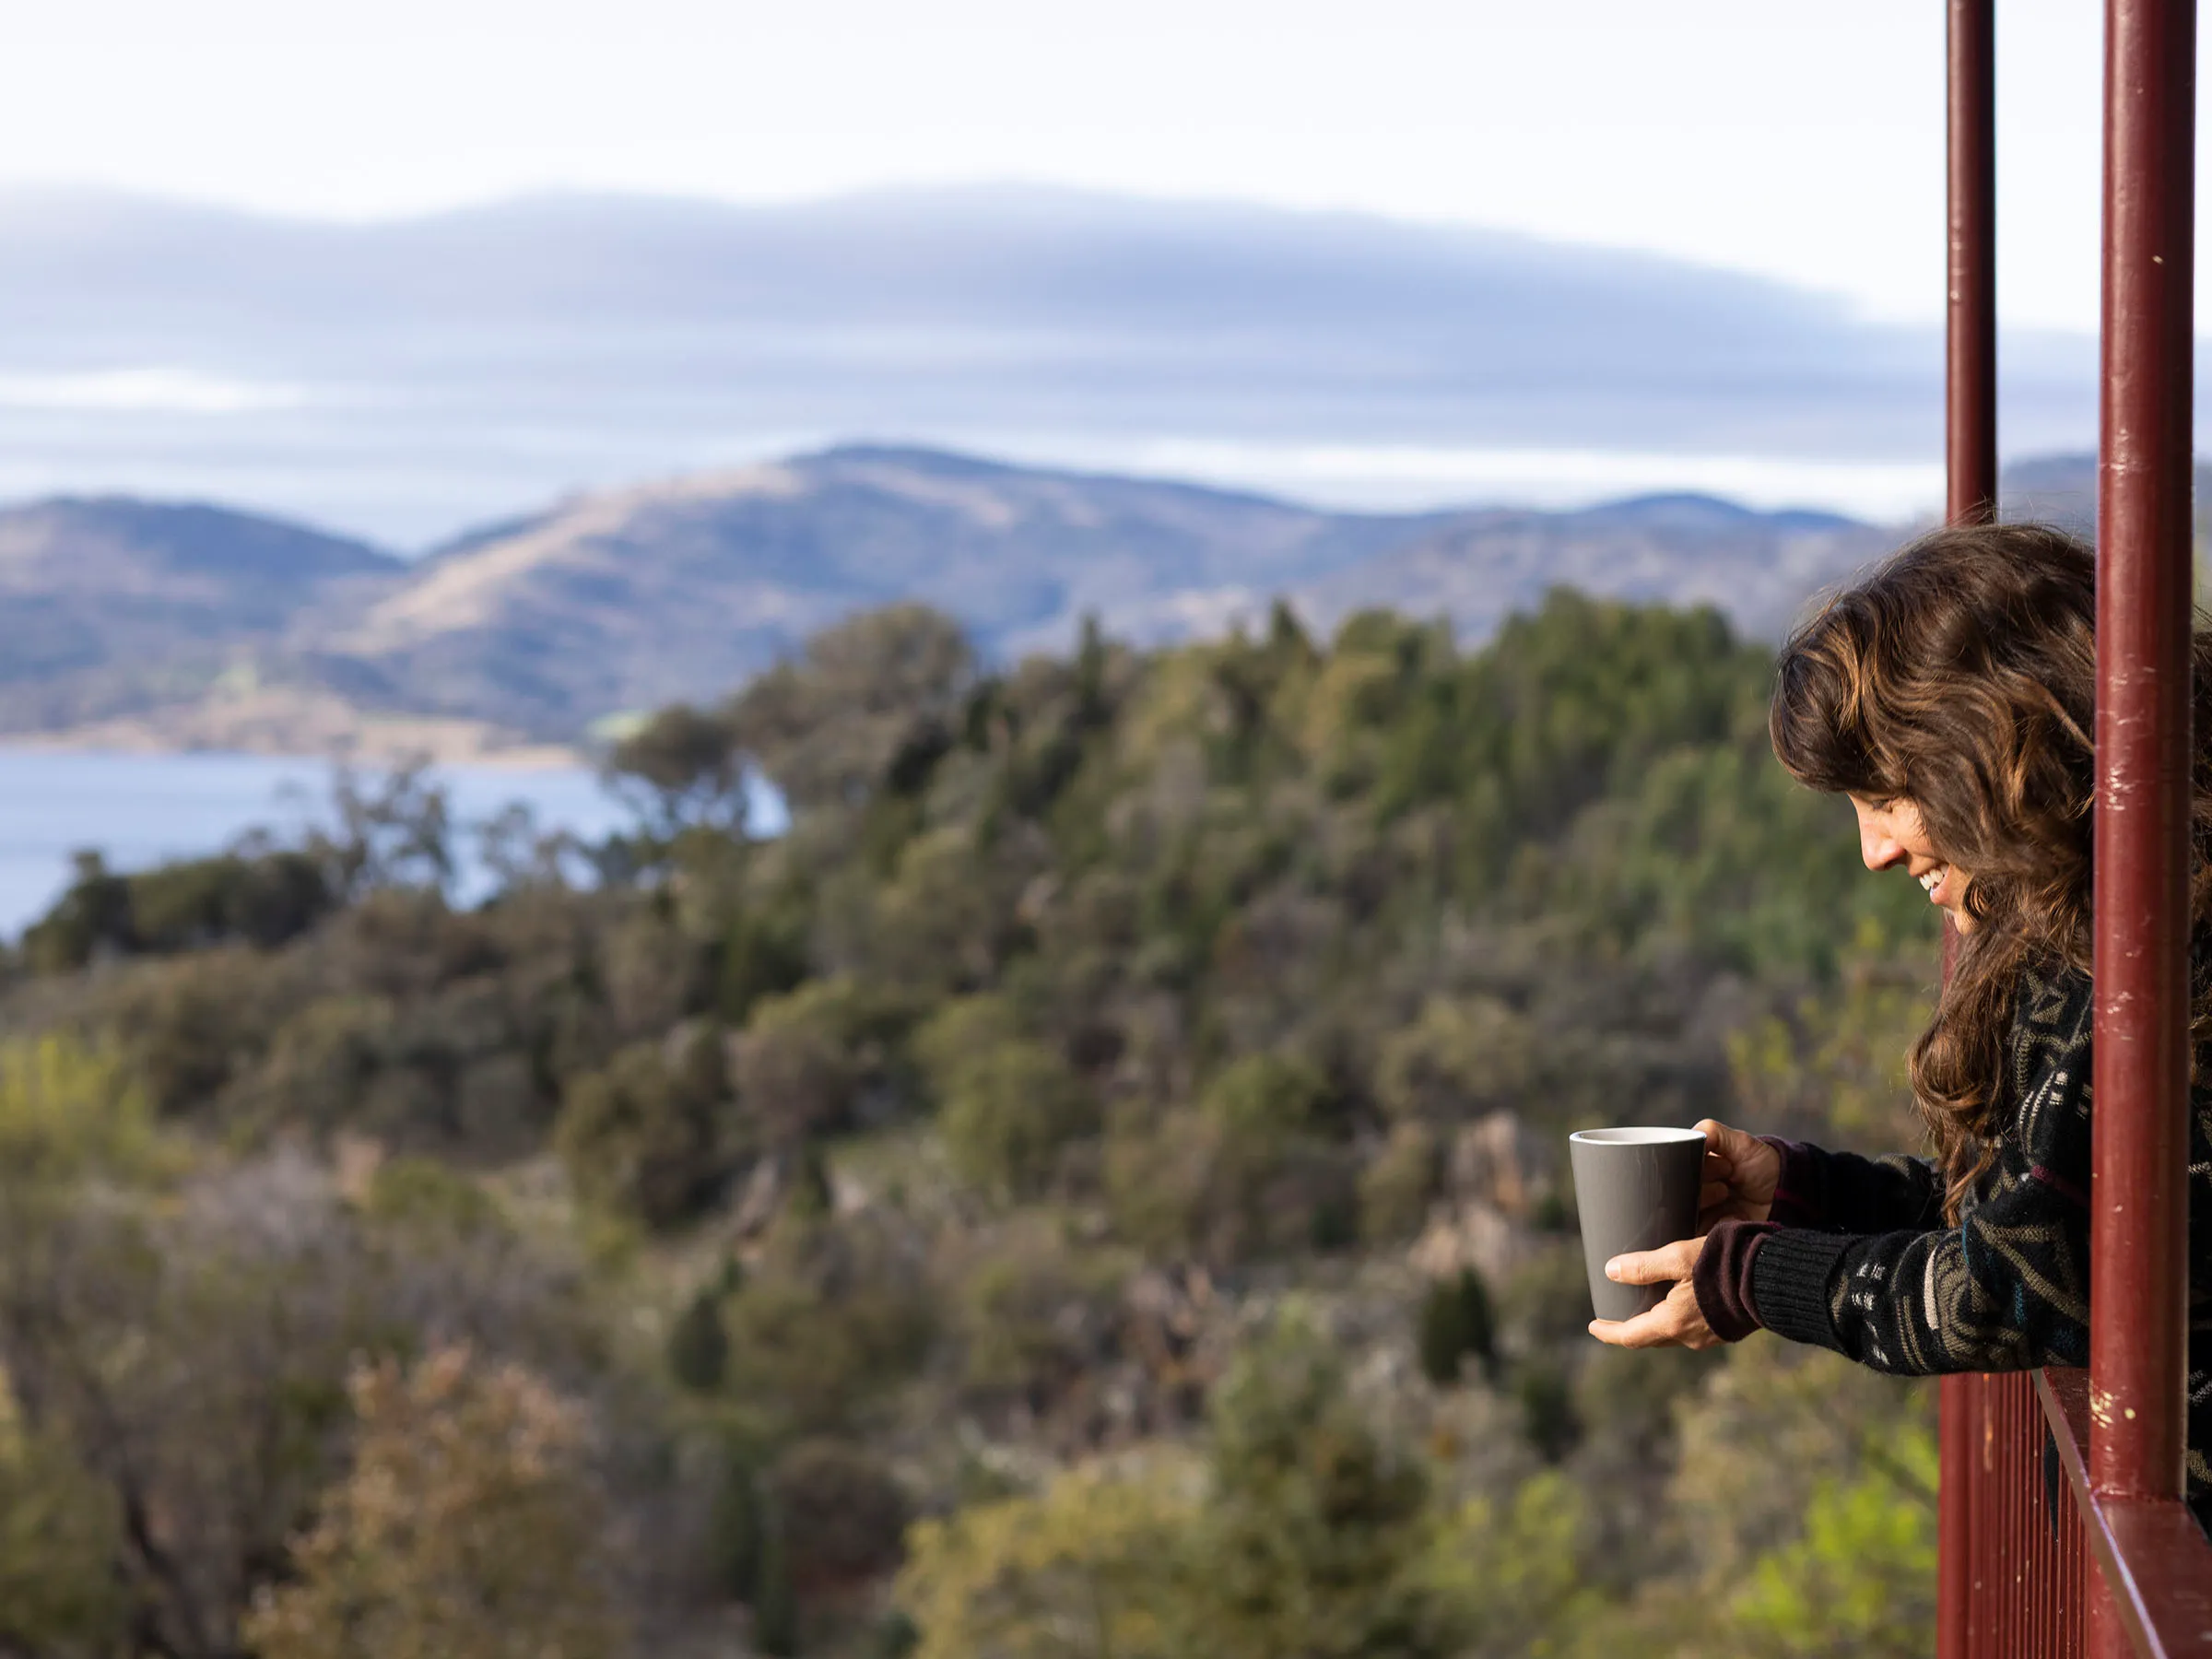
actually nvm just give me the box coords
[0,444,1912,759]
[1297,492,1878,651]
[325,446,1455,734]
[0,498,399,733]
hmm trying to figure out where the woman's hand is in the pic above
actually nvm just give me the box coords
[1586,1235,1719,1350]
[1696,1117,1781,1230]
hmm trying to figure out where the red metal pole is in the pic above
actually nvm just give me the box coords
[1948,0,1998,527]
[2089,0,2194,1653]
[1939,5,1995,1653]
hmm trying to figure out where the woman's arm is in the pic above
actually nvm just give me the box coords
[1694,1119,1944,1235]
[1759,1139,1947,1235]
[1600,1149,2090,1369]
[1605,971,2093,1371]
[1740,967,2094,1374]
[1731,1164,2088,1375]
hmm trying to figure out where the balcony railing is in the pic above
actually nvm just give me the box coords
[1936,4,2212,1653]
[1947,1372,2087,1656]
[1947,1369,2212,1656]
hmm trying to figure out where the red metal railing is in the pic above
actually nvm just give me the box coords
[1943,0,1995,529]
[1936,3,1998,1644]
[1935,0,2212,1653]
[1960,1372,2090,1657]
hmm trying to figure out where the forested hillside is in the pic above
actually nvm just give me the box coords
[0,589,1944,1657]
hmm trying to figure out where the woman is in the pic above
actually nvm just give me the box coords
[1586,522,2212,1527]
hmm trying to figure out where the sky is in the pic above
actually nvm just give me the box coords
[3,0,2134,331]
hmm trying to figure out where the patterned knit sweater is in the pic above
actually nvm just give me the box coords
[1693,958,2212,1518]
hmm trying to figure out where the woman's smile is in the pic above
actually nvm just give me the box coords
[1849,794,1973,927]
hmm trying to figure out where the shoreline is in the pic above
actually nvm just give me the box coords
[0,748,632,941]
[0,733,588,774]
[0,684,591,773]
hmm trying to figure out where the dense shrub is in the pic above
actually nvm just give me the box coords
[22,849,334,971]
[721,1213,935,1430]
[666,1286,732,1392]
[1415,1267,1499,1386]
[935,1039,1093,1201]
[765,1439,911,1599]
[1358,1122,1440,1243]
[554,1024,734,1227]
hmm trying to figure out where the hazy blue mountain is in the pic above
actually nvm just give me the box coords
[0,185,2099,546]
[2000,453,2100,533]
[316,445,1892,737]
[0,497,398,731]
[320,445,1449,733]
[1993,453,2212,544]
[1295,492,1886,645]
[0,445,1906,750]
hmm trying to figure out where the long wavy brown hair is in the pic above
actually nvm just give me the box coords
[1770,521,2212,1218]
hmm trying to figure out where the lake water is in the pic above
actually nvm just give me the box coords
[0,749,653,939]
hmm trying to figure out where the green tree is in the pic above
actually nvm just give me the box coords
[1199,1051,1333,1140]
[729,978,895,1146]
[667,1285,732,1392]
[1179,1315,1457,1659]
[244,1346,626,1659]
[937,1039,1093,1202]
[20,849,133,973]
[1516,1362,1583,1465]
[1415,1473,1596,1658]
[728,604,974,817]
[1359,1122,1441,1243]
[554,1024,732,1227]
[0,1414,124,1658]
[898,1460,1199,1659]
[707,1451,767,1602]
[753,1521,802,1657]
[1415,1268,1497,1386]
[1729,936,1935,1148]
[1375,995,1533,1125]
[949,1217,1124,1405]
[1717,1428,1939,1658]
[1628,1343,1939,1658]
[721,1211,935,1430]
[917,996,1098,1201]
[605,701,748,835]
[766,1438,911,1601]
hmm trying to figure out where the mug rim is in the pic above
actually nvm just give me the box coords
[1569,1125,1707,1147]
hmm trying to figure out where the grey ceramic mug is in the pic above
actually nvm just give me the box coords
[1568,1126,1708,1323]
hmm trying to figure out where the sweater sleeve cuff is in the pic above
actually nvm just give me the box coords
[1759,1135,1828,1229]
[1692,1218,1776,1342]
[1747,1228,1857,1350]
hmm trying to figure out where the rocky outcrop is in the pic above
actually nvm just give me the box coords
[1408,1110,1562,1285]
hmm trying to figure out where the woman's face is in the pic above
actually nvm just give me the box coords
[1848,794,1975,931]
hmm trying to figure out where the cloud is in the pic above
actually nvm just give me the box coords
[0,184,2100,542]
[0,367,305,415]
